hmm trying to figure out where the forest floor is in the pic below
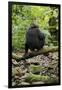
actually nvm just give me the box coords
[12,51,59,86]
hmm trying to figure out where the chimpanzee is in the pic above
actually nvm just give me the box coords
[25,23,45,55]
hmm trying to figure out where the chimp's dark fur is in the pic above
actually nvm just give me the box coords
[25,24,45,54]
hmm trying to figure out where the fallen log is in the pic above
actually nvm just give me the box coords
[12,46,58,61]
[24,73,58,84]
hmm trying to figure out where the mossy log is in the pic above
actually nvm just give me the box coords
[24,73,58,84]
[25,73,50,83]
[29,65,48,74]
[12,46,58,61]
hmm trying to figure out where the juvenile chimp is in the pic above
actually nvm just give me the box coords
[25,23,45,54]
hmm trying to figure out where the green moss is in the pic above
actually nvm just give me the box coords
[25,73,50,83]
[30,65,47,73]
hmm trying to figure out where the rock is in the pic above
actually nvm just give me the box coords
[42,60,49,67]
[12,59,18,66]
[48,52,58,60]
[52,53,58,60]
[12,67,25,77]
[20,65,25,69]
[12,82,16,86]
[48,52,53,58]
[26,59,40,65]
[51,60,58,65]
[12,51,59,85]
[19,73,28,79]
[26,55,45,65]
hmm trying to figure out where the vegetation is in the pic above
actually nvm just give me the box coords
[12,5,59,51]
